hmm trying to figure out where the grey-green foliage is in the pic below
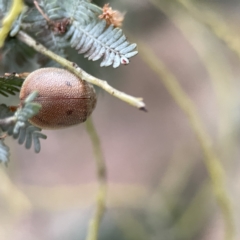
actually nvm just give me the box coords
[0,0,137,160]
[1,0,138,69]
[60,0,138,67]
[0,1,37,72]
[0,139,9,166]
[21,0,67,67]
[0,0,11,19]
[0,74,24,97]
[0,92,47,164]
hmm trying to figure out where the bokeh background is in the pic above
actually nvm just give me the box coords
[1,0,240,239]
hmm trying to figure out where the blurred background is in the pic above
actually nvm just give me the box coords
[1,0,240,239]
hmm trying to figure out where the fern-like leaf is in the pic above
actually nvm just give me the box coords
[0,73,24,97]
[62,0,102,25]
[0,92,47,155]
[11,121,47,153]
[1,0,138,68]
[29,0,138,68]
[12,91,47,152]
[60,0,137,67]
[67,18,138,68]
[22,0,67,67]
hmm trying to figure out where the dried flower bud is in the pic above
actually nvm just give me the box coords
[99,3,125,28]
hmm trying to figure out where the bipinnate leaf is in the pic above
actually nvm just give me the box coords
[0,92,47,164]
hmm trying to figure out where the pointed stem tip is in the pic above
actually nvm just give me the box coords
[139,106,148,112]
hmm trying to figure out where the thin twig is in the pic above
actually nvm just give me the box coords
[33,0,51,22]
[175,0,240,62]
[0,116,16,126]
[0,133,7,139]
[148,1,236,239]
[85,117,107,240]
[16,31,146,111]
[4,72,29,78]
[0,167,32,215]
[138,42,235,240]
[0,0,24,47]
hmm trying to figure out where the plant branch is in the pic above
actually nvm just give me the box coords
[16,30,146,111]
[0,167,32,215]
[150,0,238,164]
[0,116,16,126]
[0,0,24,47]
[85,117,107,240]
[138,42,235,240]
[175,0,240,61]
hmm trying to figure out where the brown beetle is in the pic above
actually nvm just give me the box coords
[20,68,97,129]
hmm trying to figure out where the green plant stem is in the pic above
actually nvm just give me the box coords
[85,117,107,240]
[16,31,146,111]
[0,0,24,47]
[138,42,234,240]
[175,182,211,239]
[175,0,240,61]
[149,0,236,143]
[0,167,32,216]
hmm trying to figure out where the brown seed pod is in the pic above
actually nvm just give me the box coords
[20,68,97,129]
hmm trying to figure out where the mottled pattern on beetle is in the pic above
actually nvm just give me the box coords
[20,68,97,129]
